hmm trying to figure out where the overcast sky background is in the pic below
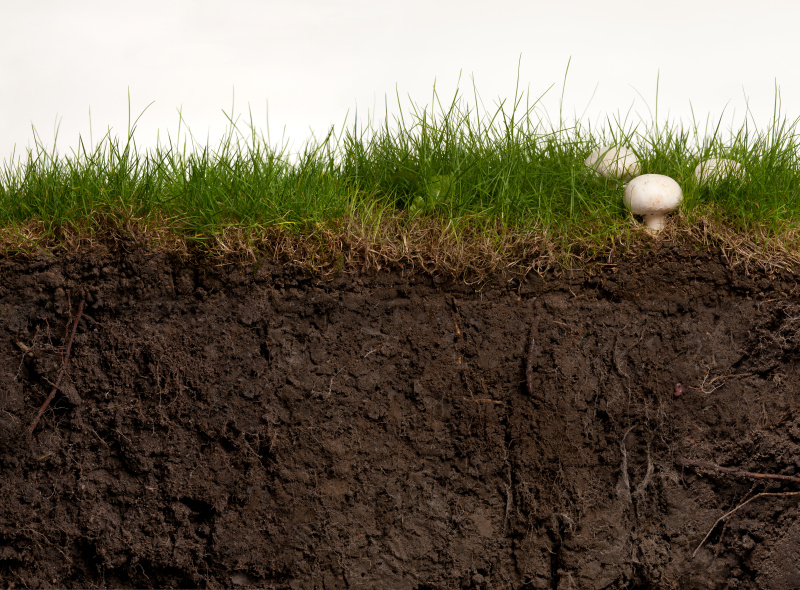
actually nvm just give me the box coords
[2,0,798,166]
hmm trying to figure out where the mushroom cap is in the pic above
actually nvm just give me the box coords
[694,158,742,182]
[585,145,641,180]
[623,174,683,215]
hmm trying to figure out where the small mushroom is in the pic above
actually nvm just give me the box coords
[694,158,743,183]
[585,145,641,180]
[623,174,683,232]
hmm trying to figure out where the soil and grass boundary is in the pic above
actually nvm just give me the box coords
[3,79,800,588]
[2,76,799,276]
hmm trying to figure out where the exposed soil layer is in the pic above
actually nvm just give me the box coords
[2,242,800,589]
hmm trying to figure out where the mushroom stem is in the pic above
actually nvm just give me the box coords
[643,214,667,232]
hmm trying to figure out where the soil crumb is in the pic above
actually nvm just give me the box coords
[2,243,800,589]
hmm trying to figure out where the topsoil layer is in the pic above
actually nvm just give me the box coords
[2,242,800,589]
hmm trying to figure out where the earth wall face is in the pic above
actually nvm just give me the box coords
[2,245,800,589]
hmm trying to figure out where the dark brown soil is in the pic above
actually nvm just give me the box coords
[2,241,800,589]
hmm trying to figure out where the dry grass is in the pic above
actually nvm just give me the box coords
[1,210,797,281]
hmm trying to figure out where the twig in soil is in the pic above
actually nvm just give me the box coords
[28,300,85,434]
[461,397,504,405]
[692,490,800,558]
[14,340,35,357]
[525,302,542,396]
[676,457,800,485]
[451,311,462,339]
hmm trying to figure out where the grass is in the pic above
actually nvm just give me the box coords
[2,74,800,276]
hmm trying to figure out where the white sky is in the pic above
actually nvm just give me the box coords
[2,0,798,166]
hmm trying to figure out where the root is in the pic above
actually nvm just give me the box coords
[678,457,800,558]
[633,445,655,502]
[525,302,542,396]
[617,425,637,507]
[28,300,85,434]
[692,491,800,559]
[677,457,800,485]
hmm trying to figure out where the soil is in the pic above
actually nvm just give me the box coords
[2,240,800,589]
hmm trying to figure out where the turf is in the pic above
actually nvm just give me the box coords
[1,76,799,274]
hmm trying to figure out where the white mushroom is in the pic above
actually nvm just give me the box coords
[623,174,683,232]
[694,158,743,182]
[585,145,641,180]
